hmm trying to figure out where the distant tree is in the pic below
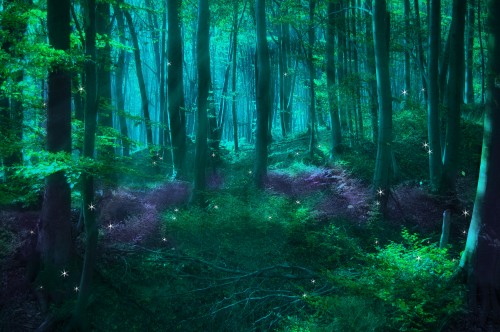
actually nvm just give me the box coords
[113,7,130,157]
[372,0,392,213]
[96,1,114,160]
[122,4,153,149]
[465,0,475,104]
[364,0,378,144]
[459,0,500,322]
[193,0,210,203]
[37,0,72,275]
[167,0,187,178]
[413,0,428,104]
[403,0,411,94]
[0,0,30,179]
[254,0,271,188]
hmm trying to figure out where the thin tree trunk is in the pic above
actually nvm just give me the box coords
[404,0,411,94]
[478,0,485,104]
[465,0,475,104]
[308,0,317,158]
[414,0,428,103]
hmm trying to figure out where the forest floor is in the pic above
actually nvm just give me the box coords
[0,128,493,331]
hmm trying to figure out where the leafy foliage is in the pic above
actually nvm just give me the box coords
[328,229,465,331]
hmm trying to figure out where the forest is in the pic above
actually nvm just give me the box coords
[1,0,500,331]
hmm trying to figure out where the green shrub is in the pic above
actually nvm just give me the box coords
[332,229,464,331]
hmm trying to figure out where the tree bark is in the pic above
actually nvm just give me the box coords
[38,0,72,273]
[327,1,342,157]
[404,0,411,94]
[372,0,392,214]
[74,0,98,328]
[307,0,317,158]
[114,8,130,157]
[427,0,442,193]
[254,0,271,188]
[167,0,187,178]
[441,0,466,194]
[193,0,210,203]
[365,0,378,144]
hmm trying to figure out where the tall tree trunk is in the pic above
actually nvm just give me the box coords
[337,1,347,134]
[327,1,342,157]
[372,0,392,214]
[460,0,500,320]
[308,0,317,158]
[73,0,98,328]
[427,0,442,193]
[96,1,114,161]
[404,0,411,94]
[441,0,466,194]
[114,8,130,157]
[352,0,363,139]
[146,0,162,147]
[231,0,247,151]
[167,0,187,178]
[478,0,485,104]
[159,6,168,149]
[193,0,210,203]
[37,0,72,282]
[365,0,378,144]
[465,0,475,104]
[122,7,153,149]
[254,0,271,188]
[283,22,292,134]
